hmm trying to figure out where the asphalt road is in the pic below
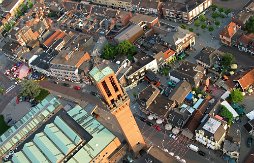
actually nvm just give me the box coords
[0,53,20,113]
[39,80,106,109]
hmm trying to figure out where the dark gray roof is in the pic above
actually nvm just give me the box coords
[168,80,191,105]
[135,153,161,163]
[194,47,216,66]
[126,53,154,76]
[170,61,205,86]
[223,140,239,153]
[30,51,58,70]
[162,0,207,12]
[168,109,191,128]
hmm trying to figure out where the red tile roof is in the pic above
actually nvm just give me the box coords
[164,49,176,60]
[220,22,238,38]
[238,33,254,46]
[236,68,254,90]
[43,30,65,47]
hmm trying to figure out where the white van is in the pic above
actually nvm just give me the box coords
[188,144,199,152]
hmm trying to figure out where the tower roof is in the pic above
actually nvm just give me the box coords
[89,66,114,82]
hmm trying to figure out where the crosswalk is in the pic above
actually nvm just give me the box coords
[5,85,15,94]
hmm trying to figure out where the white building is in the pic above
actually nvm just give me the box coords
[124,53,158,88]
[195,115,228,150]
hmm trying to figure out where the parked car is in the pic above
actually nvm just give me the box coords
[91,91,100,97]
[73,86,81,90]
[62,83,70,87]
[247,137,253,147]
[153,125,161,131]
[53,81,59,84]
[139,116,147,122]
[198,151,206,156]
[146,121,154,126]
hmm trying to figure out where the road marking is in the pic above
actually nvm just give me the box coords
[5,85,15,94]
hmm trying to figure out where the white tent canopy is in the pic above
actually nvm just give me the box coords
[231,64,238,69]
[148,115,154,120]
[246,110,254,120]
[156,119,163,124]
[165,124,172,130]
[172,127,180,134]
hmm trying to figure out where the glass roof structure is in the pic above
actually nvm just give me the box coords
[1,95,117,163]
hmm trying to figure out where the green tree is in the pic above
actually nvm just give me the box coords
[225,9,231,15]
[21,3,28,12]
[208,26,214,31]
[212,12,220,19]
[102,44,117,60]
[28,0,33,9]
[215,20,220,26]
[201,24,207,29]
[4,23,12,31]
[161,67,170,76]
[0,115,10,135]
[211,4,217,11]
[230,89,244,103]
[35,88,50,101]
[180,24,187,29]
[194,20,200,27]
[199,14,206,22]
[117,40,136,56]
[189,27,194,32]
[220,13,225,18]
[20,80,41,98]
[219,105,233,125]
[0,87,4,95]
[15,8,23,17]
[245,16,254,33]
[221,53,235,68]
[218,7,224,13]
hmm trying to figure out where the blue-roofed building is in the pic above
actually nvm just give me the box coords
[185,93,193,101]
[1,95,121,163]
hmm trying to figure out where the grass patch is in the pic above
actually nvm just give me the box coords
[35,88,50,101]
[0,115,10,136]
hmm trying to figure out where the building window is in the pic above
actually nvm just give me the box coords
[109,76,119,92]
[102,81,112,97]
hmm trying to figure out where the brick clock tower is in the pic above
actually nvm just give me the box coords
[89,66,146,154]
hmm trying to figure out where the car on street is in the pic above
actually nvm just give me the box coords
[139,116,146,122]
[91,91,100,97]
[198,151,206,156]
[153,125,161,131]
[4,70,10,75]
[62,83,70,87]
[146,121,154,126]
[247,137,253,147]
[73,86,81,90]
[54,81,59,84]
